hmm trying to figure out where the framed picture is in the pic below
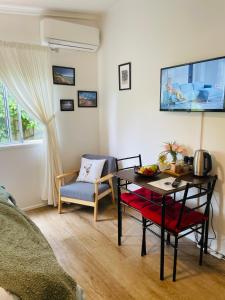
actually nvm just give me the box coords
[60,99,74,111]
[78,91,97,107]
[52,66,75,86]
[118,62,131,90]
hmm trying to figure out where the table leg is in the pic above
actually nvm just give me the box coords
[204,195,210,254]
[117,178,122,246]
[160,196,166,280]
[204,219,209,254]
[166,232,171,245]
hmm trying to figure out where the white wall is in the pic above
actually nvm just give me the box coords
[0,143,44,210]
[52,50,99,171]
[98,0,225,254]
[0,13,99,208]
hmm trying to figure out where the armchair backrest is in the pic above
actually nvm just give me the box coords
[82,154,116,177]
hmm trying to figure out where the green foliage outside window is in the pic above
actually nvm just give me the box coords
[0,83,42,144]
[21,110,39,139]
[0,94,8,142]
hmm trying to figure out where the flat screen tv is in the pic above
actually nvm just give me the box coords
[160,56,225,112]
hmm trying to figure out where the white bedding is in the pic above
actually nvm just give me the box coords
[0,285,85,300]
[0,288,18,300]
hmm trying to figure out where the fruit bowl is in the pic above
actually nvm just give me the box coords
[134,165,161,178]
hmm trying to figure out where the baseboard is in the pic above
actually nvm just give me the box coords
[22,201,48,211]
[188,233,225,259]
[208,248,224,259]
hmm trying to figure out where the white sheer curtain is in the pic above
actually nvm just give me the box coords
[0,41,62,206]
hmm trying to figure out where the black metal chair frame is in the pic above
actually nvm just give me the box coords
[116,154,143,246]
[117,175,171,249]
[141,175,217,281]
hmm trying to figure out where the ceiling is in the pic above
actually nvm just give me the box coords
[0,0,118,14]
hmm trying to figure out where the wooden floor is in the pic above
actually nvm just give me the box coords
[27,200,225,300]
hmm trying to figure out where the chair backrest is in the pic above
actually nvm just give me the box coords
[82,154,116,177]
[175,175,217,230]
[115,154,142,171]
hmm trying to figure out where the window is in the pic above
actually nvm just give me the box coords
[0,82,43,145]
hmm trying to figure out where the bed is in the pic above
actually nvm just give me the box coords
[0,187,84,300]
[0,286,84,300]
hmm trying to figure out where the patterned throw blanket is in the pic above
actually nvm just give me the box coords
[0,198,77,300]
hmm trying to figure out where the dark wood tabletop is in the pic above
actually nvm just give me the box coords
[115,169,213,196]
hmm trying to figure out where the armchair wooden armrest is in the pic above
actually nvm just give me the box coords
[94,173,115,214]
[56,170,79,180]
[95,173,113,184]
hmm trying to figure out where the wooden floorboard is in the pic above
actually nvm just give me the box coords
[27,201,225,300]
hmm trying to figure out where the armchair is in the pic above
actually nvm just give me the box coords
[57,154,116,221]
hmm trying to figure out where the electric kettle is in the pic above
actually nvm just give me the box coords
[193,150,212,176]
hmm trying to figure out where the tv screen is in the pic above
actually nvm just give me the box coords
[160,56,225,112]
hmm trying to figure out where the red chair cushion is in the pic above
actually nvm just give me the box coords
[120,187,146,204]
[128,198,150,210]
[120,187,172,211]
[141,201,208,234]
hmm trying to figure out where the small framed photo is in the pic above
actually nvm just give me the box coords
[52,66,75,86]
[60,99,74,111]
[78,91,97,107]
[118,62,131,90]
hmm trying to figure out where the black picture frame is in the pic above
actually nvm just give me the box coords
[52,65,75,86]
[159,55,225,112]
[78,91,97,107]
[118,62,131,90]
[60,99,74,111]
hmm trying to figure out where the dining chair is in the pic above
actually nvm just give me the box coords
[57,154,116,221]
[141,175,217,281]
[116,154,148,212]
[116,154,172,246]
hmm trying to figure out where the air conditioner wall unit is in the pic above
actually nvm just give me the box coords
[40,18,99,52]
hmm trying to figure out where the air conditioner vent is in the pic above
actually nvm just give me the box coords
[40,18,99,52]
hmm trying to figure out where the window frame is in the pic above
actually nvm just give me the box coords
[0,82,43,147]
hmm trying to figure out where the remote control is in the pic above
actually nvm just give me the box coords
[172,177,181,188]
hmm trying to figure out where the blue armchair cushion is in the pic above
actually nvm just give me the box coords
[179,83,193,93]
[60,182,110,202]
[198,87,223,101]
[172,83,180,90]
[192,82,204,91]
[179,83,196,100]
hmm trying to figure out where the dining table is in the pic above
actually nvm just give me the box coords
[115,168,214,280]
